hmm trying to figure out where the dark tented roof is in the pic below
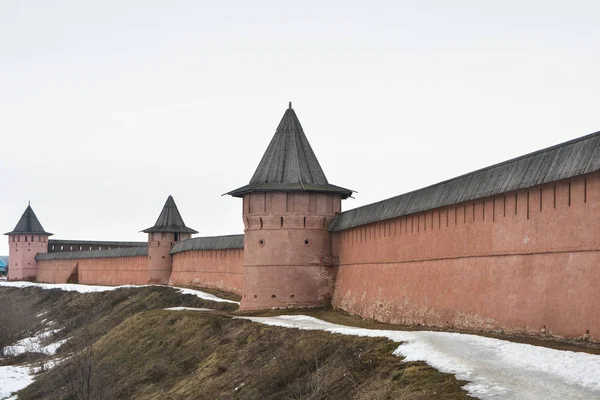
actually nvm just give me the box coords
[170,235,244,254]
[329,130,600,232]
[36,246,148,261]
[5,205,53,236]
[141,196,198,234]
[226,103,353,199]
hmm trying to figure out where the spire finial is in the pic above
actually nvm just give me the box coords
[28,200,30,206]
[289,101,292,109]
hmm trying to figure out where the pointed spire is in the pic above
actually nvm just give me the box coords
[141,195,198,234]
[5,204,53,236]
[226,103,353,198]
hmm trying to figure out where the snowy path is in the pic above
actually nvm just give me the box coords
[238,315,600,400]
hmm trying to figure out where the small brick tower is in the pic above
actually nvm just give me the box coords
[4,203,53,281]
[142,196,198,284]
[227,103,353,310]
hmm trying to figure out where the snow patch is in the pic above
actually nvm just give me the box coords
[237,315,600,400]
[3,329,66,356]
[0,281,239,304]
[0,365,34,400]
[174,287,239,304]
[164,307,215,311]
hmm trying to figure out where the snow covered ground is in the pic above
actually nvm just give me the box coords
[238,315,600,400]
[0,359,66,400]
[0,281,239,304]
[164,306,215,312]
[0,365,34,400]
[3,329,67,357]
[0,322,68,399]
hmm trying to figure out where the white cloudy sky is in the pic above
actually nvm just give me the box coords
[1,1,599,255]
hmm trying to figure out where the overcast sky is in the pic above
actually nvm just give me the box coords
[1,1,599,255]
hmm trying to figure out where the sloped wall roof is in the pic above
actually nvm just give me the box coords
[170,235,244,254]
[329,130,600,232]
[36,246,148,260]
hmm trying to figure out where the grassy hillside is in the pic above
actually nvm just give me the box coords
[0,286,472,399]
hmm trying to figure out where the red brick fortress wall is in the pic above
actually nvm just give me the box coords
[170,248,243,295]
[37,259,77,283]
[332,172,600,342]
[37,255,149,285]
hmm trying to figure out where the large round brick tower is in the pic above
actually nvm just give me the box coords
[227,103,353,310]
[142,195,197,284]
[4,203,53,281]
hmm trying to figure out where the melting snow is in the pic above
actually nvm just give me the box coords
[164,307,215,311]
[3,329,66,356]
[0,365,34,400]
[0,281,239,304]
[173,287,239,304]
[237,315,600,400]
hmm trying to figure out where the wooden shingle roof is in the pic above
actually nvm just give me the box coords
[141,196,198,234]
[36,246,148,261]
[329,130,600,232]
[226,103,353,198]
[170,234,244,254]
[5,205,52,236]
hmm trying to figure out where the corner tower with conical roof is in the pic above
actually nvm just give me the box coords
[142,195,198,284]
[4,204,53,281]
[227,103,352,310]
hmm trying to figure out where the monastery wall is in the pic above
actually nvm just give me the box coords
[37,259,78,283]
[36,248,150,286]
[170,248,244,295]
[77,256,149,286]
[331,172,600,342]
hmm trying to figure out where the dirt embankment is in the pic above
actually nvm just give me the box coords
[0,286,471,399]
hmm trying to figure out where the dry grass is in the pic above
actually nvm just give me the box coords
[21,310,472,399]
[1,287,472,399]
